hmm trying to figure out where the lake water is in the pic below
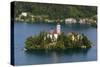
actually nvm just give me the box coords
[14,22,97,65]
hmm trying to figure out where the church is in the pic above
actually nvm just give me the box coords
[47,23,61,41]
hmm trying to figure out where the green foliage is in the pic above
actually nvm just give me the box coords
[25,32,91,51]
[14,2,97,20]
[56,41,65,49]
[81,34,91,48]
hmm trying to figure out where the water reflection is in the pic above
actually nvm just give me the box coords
[25,48,90,54]
[25,48,90,62]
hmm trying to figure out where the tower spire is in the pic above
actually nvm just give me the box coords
[56,18,61,35]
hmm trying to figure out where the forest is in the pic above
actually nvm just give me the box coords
[14,2,97,20]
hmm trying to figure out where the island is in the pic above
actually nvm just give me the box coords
[25,23,91,51]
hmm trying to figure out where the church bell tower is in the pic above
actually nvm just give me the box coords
[56,21,61,35]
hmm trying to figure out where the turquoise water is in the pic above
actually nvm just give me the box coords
[14,22,97,65]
